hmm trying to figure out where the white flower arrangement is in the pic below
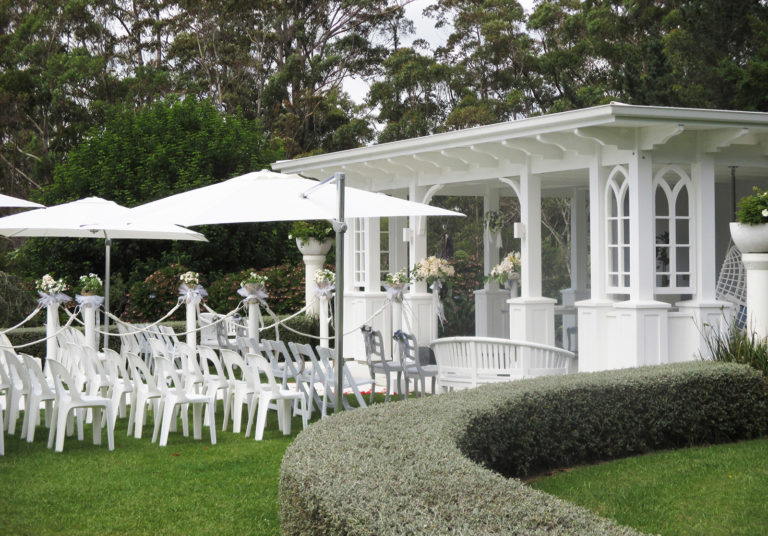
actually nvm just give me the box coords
[240,272,268,288]
[78,273,103,294]
[385,268,411,286]
[412,256,455,283]
[487,252,521,285]
[180,271,200,286]
[314,269,335,285]
[36,274,69,294]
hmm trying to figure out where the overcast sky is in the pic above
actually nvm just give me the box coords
[344,0,538,103]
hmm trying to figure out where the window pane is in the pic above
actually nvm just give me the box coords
[657,273,670,287]
[623,274,631,287]
[610,246,618,270]
[610,220,618,245]
[656,247,669,270]
[676,219,689,245]
[610,274,618,287]
[623,246,630,271]
[622,219,630,244]
[610,191,618,217]
[676,274,690,287]
[622,190,630,216]
[675,186,689,216]
[677,247,690,272]
[655,187,669,216]
[655,219,669,243]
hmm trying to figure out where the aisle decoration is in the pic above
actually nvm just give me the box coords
[384,268,411,303]
[314,269,336,347]
[413,256,455,327]
[237,272,269,304]
[75,273,104,349]
[36,273,71,306]
[487,252,522,288]
[484,210,506,249]
[178,271,207,304]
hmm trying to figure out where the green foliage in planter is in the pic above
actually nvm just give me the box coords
[280,362,767,535]
[289,220,333,242]
[736,186,768,224]
[206,264,305,316]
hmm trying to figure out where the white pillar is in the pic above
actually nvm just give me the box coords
[46,303,59,362]
[247,301,260,351]
[476,186,509,337]
[303,253,326,316]
[83,306,97,350]
[561,188,589,352]
[404,183,437,344]
[508,164,555,345]
[319,294,330,347]
[186,301,197,350]
[743,254,768,340]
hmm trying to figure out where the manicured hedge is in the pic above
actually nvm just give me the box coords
[280,362,768,535]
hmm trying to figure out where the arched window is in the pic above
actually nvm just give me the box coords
[654,166,694,293]
[605,166,630,293]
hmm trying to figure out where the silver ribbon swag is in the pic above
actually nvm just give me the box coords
[238,285,269,331]
[430,279,447,328]
[384,283,407,303]
[38,291,72,307]
[75,294,105,309]
[179,283,208,305]
[315,282,335,328]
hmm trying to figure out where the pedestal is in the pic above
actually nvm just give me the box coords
[675,299,734,361]
[296,238,332,317]
[83,306,97,350]
[474,288,510,338]
[742,253,768,339]
[319,295,330,348]
[576,299,617,372]
[612,300,671,368]
[403,292,437,345]
[507,297,556,345]
[186,302,197,350]
[247,301,260,352]
[46,303,59,362]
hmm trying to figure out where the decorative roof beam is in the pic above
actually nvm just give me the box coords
[451,146,498,168]
[701,127,749,153]
[470,142,526,164]
[411,154,444,172]
[575,127,635,150]
[536,132,596,155]
[639,124,685,150]
[502,139,562,159]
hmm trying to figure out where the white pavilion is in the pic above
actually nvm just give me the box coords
[273,103,768,371]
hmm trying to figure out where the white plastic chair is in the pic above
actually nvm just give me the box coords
[249,354,309,441]
[1,349,29,435]
[125,352,162,439]
[46,359,115,453]
[20,354,55,442]
[103,348,134,426]
[151,356,216,447]
[288,342,329,417]
[315,346,373,410]
[219,349,258,434]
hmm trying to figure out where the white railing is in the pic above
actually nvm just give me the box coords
[430,336,577,392]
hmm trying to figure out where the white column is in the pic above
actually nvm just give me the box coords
[303,254,326,317]
[364,218,381,292]
[476,186,509,337]
[186,302,197,350]
[742,254,768,340]
[46,303,59,362]
[83,306,97,350]
[678,153,734,356]
[404,183,436,343]
[508,164,555,345]
[247,301,260,351]
[319,294,330,347]
[561,189,589,352]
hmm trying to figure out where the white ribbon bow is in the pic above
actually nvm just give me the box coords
[75,294,105,309]
[430,279,446,328]
[237,285,268,305]
[38,291,71,307]
[384,283,406,303]
[179,283,208,305]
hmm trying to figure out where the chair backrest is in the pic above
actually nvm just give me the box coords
[249,354,281,396]
[197,346,227,383]
[0,349,13,391]
[3,350,29,393]
[80,345,110,389]
[361,327,386,367]
[21,353,55,398]
[198,313,219,346]
[394,331,418,366]
[219,348,257,389]
[0,332,15,352]
[174,341,204,382]
[153,355,185,397]
[125,352,160,394]
[148,338,169,359]
[265,339,305,375]
[289,342,327,383]
[159,325,181,348]
[103,348,130,381]
[47,358,84,403]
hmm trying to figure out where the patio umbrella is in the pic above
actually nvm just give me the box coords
[0,197,207,344]
[0,193,43,209]
[131,169,463,411]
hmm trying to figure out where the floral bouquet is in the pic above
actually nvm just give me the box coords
[35,273,71,306]
[412,256,455,283]
[384,268,410,303]
[179,270,206,304]
[487,252,521,286]
[238,272,268,303]
[180,271,200,286]
[241,271,268,289]
[484,210,507,233]
[736,187,768,225]
[314,269,336,286]
[78,273,103,295]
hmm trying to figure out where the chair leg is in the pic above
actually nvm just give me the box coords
[206,402,216,445]
[158,401,176,447]
[105,405,115,451]
[222,390,232,432]
[55,407,69,452]
[47,405,59,449]
[92,407,102,446]
[151,400,164,443]
[281,399,292,435]
[192,403,202,440]
[254,396,269,441]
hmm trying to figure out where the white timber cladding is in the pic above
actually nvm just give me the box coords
[352,218,367,290]
[653,165,694,294]
[605,165,631,293]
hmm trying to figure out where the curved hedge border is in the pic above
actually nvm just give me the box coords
[280,362,768,535]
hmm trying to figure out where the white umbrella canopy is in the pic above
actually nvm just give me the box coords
[131,169,463,413]
[0,197,207,346]
[130,169,462,225]
[0,193,44,209]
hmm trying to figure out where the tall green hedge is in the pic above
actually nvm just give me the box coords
[280,362,768,535]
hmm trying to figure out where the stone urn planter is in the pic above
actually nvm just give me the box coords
[730,222,768,253]
[296,237,333,256]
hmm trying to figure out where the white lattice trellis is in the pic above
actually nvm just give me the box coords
[716,241,747,327]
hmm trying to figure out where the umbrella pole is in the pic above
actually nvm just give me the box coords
[103,237,111,351]
[335,172,346,413]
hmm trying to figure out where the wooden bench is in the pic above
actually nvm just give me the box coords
[429,336,577,392]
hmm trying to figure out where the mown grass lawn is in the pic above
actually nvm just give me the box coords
[529,437,768,536]
[0,400,330,536]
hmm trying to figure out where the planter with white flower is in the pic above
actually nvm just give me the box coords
[486,252,522,296]
[412,256,455,328]
[36,274,70,361]
[291,221,334,316]
[731,187,768,339]
[76,273,104,350]
[179,271,206,348]
[237,272,269,348]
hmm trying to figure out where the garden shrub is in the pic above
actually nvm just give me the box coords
[0,271,41,328]
[122,263,193,322]
[280,362,767,535]
[206,264,308,315]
